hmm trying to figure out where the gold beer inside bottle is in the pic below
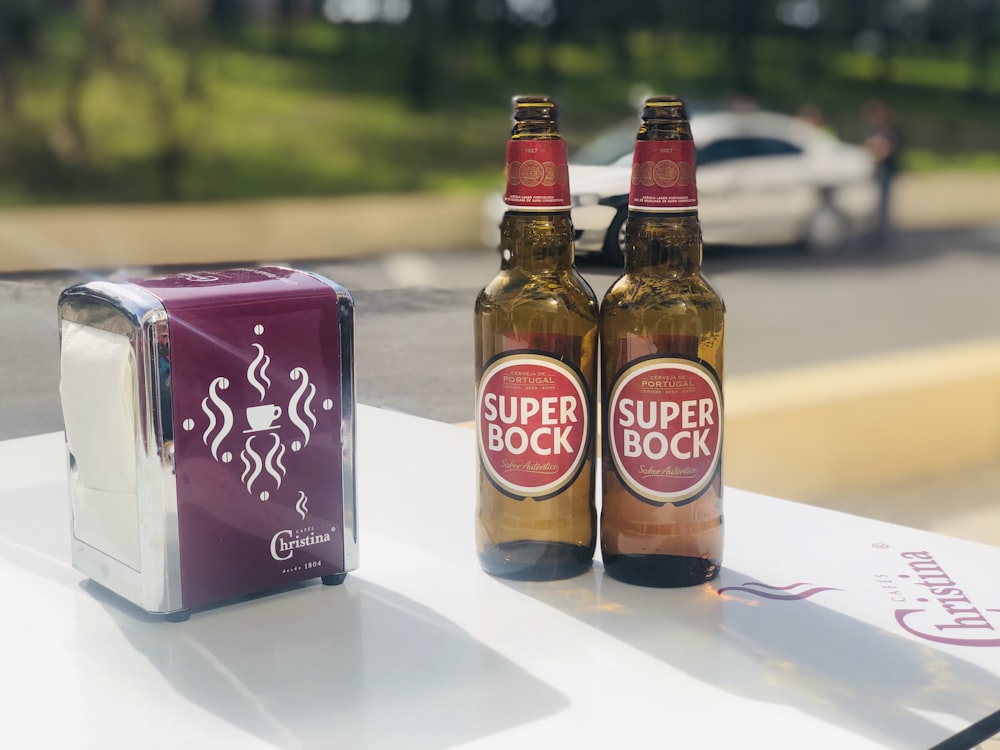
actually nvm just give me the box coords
[599,96,726,587]
[474,96,599,581]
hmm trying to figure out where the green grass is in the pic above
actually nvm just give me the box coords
[1,17,998,207]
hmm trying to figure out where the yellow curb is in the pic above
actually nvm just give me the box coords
[725,339,1000,501]
[1,171,999,274]
[0,193,484,274]
[894,172,1000,230]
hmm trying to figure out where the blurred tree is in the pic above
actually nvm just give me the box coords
[875,0,901,88]
[166,0,210,98]
[406,0,437,108]
[208,0,244,33]
[0,0,42,117]
[538,0,567,89]
[843,0,872,34]
[724,0,760,97]
[924,0,959,45]
[774,0,826,84]
[967,0,997,100]
[483,0,520,70]
[4,0,998,207]
[152,0,211,196]
[274,0,295,54]
[56,0,211,197]
[440,0,479,101]
[413,0,538,105]
[593,0,635,77]
[58,0,113,164]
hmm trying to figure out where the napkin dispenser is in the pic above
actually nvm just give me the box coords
[57,267,357,620]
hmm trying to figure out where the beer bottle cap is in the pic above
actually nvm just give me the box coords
[642,95,688,121]
[512,95,558,121]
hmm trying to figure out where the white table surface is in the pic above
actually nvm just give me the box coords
[1,404,999,749]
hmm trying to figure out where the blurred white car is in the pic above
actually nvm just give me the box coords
[484,109,880,263]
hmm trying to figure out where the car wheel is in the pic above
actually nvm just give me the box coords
[602,209,627,266]
[803,201,852,257]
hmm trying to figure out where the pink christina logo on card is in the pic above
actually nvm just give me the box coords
[717,546,1000,648]
[884,549,1000,647]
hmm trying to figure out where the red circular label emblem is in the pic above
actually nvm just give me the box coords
[477,354,589,499]
[608,358,721,505]
[518,160,544,187]
[653,159,680,188]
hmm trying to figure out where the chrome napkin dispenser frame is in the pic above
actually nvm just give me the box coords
[57,267,357,620]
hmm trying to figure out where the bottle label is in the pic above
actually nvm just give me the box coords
[477,351,590,500]
[628,140,698,211]
[607,356,721,506]
[504,140,572,210]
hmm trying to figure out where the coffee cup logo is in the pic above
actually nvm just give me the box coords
[188,323,333,501]
[246,404,281,432]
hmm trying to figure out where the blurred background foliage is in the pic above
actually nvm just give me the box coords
[0,0,998,206]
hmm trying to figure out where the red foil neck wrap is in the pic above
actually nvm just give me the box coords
[504,139,571,210]
[628,139,698,211]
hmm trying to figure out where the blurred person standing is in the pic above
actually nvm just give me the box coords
[797,104,835,136]
[863,99,902,245]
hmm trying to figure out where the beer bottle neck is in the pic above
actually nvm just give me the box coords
[501,210,575,271]
[624,210,703,275]
[511,120,561,139]
[636,119,691,142]
[510,96,561,140]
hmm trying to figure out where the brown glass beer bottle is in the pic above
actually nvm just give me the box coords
[474,96,599,581]
[600,95,726,587]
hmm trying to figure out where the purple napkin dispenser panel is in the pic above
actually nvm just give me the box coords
[58,267,357,619]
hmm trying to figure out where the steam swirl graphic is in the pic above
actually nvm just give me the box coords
[240,433,287,495]
[295,491,309,520]
[289,367,318,448]
[717,581,842,601]
[201,377,234,461]
[264,436,287,487]
[247,343,272,402]
[240,436,263,493]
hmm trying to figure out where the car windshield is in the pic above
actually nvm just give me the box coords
[571,100,720,166]
[697,136,803,166]
[570,121,635,165]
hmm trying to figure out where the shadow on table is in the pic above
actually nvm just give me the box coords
[80,577,566,749]
[501,565,1000,750]
[0,482,563,749]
